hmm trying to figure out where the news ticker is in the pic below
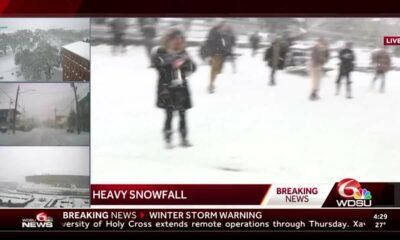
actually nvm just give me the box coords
[91,179,400,207]
[0,209,399,232]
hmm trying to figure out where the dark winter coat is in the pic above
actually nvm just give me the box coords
[264,41,287,70]
[371,49,391,73]
[152,47,196,111]
[223,30,236,56]
[206,27,235,57]
[338,48,355,73]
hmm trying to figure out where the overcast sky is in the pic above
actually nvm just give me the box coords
[0,147,89,182]
[0,18,89,33]
[0,83,89,120]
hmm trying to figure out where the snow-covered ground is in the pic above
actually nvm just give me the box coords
[0,128,89,146]
[0,190,89,208]
[0,53,20,81]
[91,45,400,184]
[0,52,62,82]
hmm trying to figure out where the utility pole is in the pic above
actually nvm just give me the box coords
[12,85,20,134]
[7,99,13,134]
[8,99,13,121]
[71,83,81,135]
[54,108,57,128]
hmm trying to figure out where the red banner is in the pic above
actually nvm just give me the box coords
[91,184,270,205]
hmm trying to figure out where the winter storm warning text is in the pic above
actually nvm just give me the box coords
[58,210,371,231]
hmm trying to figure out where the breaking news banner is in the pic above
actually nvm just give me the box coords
[90,180,399,208]
[0,209,399,231]
[0,179,398,232]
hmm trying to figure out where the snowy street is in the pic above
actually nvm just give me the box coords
[91,45,400,184]
[0,128,89,146]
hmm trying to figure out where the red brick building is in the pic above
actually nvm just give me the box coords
[61,41,90,81]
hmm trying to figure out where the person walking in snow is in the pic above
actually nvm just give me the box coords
[309,37,330,100]
[264,37,288,86]
[109,18,128,55]
[152,29,196,148]
[205,21,234,93]
[336,41,356,98]
[370,47,391,93]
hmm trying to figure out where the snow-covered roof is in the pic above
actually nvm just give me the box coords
[0,104,19,112]
[62,41,90,60]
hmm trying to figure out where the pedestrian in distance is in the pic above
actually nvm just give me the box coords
[205,21,236,94]
[108,18,129,55]
[139,18,158,67]
[370,46,391,93]
[336,41,356,99]
[249,31,261,57]
[309,37,330,100]
[264,37,288,86]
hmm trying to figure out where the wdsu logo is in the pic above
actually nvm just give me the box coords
[22,212,53,228]
[336,178,372,207]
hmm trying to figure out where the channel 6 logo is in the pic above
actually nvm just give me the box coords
[36,212,53,222]
[22,212,53,228]
[336,178,372,207]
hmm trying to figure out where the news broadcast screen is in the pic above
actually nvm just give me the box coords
[0,0,399,235]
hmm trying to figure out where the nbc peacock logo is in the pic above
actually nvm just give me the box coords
[354,188,372,200]
[336,178,372,207]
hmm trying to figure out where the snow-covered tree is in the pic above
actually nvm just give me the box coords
[14,41,60,81]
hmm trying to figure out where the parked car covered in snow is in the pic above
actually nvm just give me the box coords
[285,41,314,67]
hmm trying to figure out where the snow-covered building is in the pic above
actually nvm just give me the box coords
[61,41,90,81]
[17,174,90,196]
[25,174,89,189]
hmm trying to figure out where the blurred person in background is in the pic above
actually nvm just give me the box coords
[249,31,261,57]
[336,41,356,99]
[139,18,158,67]
[264,36,288,86]
[370,46,391,93]
[109,18,128,55]
[309,37,330,100]
[205,21,235,94]
[152,29,196,149]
